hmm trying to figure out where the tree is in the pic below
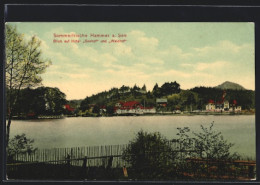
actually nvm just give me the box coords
[174,123,240,178]
[5,25,51,147]
[152,83,160,97]
[92,105,100,114]
[122,130,177,179]
[175,122,238,160]
[80,97,90,112]
[106,105,115,115]
[43,87,67,115]
[179,90,198,111]
[141,84,147,91]
[160,81,180,96]
[7,134,37,162]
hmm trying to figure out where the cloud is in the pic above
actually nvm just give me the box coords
[37,27,254,98]
[155,69,191,78]
[113,43,133,57]
[195,61,229,71]
[159,46,193,60]
[128,30,159,53]
[36,37,71,63]
[193,40,253,57]
[138,56,164,65]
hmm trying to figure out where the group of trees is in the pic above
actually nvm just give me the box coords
[190,87,255,110]
[8,87,67,117]
[78,81,255,116]
[78,82,182,115]
[122,123,240,180]
[152,81,180,97]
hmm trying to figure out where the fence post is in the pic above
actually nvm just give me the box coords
[106,156,113,179]
[82,156,87,179]
[66,154,71,178]
[248,165,254,179]
[106,156,113,170]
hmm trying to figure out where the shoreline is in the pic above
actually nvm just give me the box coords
[9,111,255,120]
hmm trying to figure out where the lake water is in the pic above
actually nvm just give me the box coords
[9,115,256,159]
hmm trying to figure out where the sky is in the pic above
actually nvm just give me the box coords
[7,22,255,100]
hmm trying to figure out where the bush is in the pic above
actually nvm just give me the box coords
[175,122,239,161]
[7,134,37,162]
[122,130,177,180]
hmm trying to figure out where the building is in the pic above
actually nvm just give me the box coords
[64,104,75,112]
[99,105,107,114]
[206,99,215,111]
[205,99,241,112]
[142,107,156,114]
[156,98,167,107]
[114,101,156,115]
[229,100,242,112]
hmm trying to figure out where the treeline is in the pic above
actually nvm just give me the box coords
[7,87,67,118]
[8,81,255,118]
[190,86,255,110]
[78,82,181,115]
[78,81,255,115]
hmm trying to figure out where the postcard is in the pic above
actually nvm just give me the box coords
[5,22,256,181]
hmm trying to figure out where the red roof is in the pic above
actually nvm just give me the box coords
[208,99,214,104]
[122,101,140,107]
[65,104,75,112]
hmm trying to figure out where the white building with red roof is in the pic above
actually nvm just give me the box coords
[114,101,155,115]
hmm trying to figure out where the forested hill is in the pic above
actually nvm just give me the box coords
[214,81,246,90]
[10,81,254,117]
[78,81,255,114]
[189,86,254,110]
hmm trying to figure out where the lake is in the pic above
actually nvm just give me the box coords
[9,115,256,159]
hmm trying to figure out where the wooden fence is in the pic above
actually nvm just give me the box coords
[6,141,256,180]
[9,140,195,167]
[10,144,129,168]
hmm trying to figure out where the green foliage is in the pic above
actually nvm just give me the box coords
[152,81,180,98]
[179,90,198,111]
[6,25,51,91]
[80,98,91,112]
[141,84,147,91]
[122,130,176,179]
[175,122,238,160]
[190,87,255,110]
[160,81,181,96]
[7,134,37,162]
[106,105,115,115]
[13,87,66,116]
[5,24,51,146]
[78,82,254,115]
[193,122,236,160]
[92,105,100,114]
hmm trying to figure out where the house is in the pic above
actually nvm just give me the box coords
[229,100,242,112]
[64,104,75,112]
[223,100,229,111]
[156,98,167,107]
[115,101,142,114]
[205,92,241,112]
[99,105,107,114]
[114,101,155,114]
[142,107,156,114]
[206,99,215,111]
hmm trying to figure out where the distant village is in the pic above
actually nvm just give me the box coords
[13,81,253,119]
[64,90,242,116]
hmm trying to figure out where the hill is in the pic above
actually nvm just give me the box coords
[214,81,246,90]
